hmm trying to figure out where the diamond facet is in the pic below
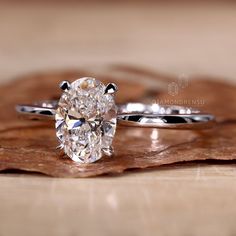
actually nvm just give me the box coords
[55,77,117,163]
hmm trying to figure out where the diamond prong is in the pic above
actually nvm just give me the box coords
[102,146,114,156]
[59,80,71,91]
[56,144,64,150]
[104,83,118,95]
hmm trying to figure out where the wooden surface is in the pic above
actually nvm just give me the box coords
[1,164,236,236]
[0,2,236,236]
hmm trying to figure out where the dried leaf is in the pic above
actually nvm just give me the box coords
[0,66,235,177]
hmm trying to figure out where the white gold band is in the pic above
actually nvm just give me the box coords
[16,101,215,129]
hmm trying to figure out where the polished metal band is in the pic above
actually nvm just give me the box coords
[16,101,215,129]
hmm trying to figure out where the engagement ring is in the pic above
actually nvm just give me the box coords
[16,77,215,163]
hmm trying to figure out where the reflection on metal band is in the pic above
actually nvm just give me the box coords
[16,101,215,129]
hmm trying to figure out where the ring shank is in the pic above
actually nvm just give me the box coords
[16,101,215,129]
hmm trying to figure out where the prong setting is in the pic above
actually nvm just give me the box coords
[104,83,118,94]
[59,80,71,91]
[56,144,64,150]
[102,146,114,156]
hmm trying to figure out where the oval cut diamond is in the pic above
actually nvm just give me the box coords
[55,77,117,163]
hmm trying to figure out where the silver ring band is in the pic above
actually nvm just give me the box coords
[16,102,215,129]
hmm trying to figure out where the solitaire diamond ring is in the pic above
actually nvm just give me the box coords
[16,77,215,163]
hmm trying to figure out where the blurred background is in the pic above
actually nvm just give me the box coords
[0,1,236,83]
